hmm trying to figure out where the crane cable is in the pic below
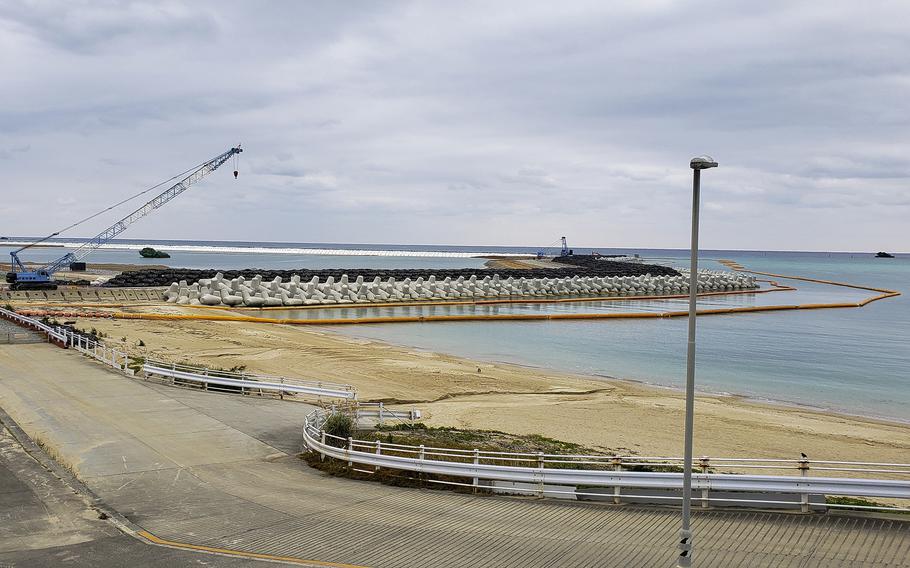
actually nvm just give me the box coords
[57,158,214,234]
[16,155,220,253]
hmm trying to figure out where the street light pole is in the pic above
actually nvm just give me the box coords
[678,155,717,568]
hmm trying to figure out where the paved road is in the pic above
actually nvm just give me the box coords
[0,343,908,567]
[0,413,301,566]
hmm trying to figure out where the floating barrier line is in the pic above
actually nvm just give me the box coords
[14,264,899,325]
[101,300,864,325]
[717,260,901,305]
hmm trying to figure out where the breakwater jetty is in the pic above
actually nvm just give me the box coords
[161,269,756,307]
[103,259,680,288]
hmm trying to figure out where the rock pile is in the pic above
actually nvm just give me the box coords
[163,270,757,307]
[104,262,680,288]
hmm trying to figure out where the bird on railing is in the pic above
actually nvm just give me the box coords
[800,452,808,460]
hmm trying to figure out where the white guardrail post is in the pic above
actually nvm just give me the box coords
[473,449,480,493]
[613,456,622,505]
[799,457,810,513]
[700,457,710,509]
[537,451,545,497]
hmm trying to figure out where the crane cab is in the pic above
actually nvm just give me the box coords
[5,270,55,290]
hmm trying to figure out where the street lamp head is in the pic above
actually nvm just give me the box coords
[690,155,718,170]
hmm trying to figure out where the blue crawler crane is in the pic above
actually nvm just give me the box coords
[5,146,242,290]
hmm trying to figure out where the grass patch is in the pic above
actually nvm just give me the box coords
[127,355,145,374]
[826,496,908,514]
[304,421,685,495]
[369,424,594,461]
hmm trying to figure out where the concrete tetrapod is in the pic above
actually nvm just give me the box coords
[162,270,758,308]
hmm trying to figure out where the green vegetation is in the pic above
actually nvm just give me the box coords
[127,355,145,374]
[323,414,354,447]
[139,247,170,259]
[304,419,686,495]
[825,496,906,513]
[369,424,595,459]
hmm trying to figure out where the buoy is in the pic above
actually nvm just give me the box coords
[233,170,239,179]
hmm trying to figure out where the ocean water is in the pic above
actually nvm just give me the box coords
[331,251,910,422]
[3,238,907,421]
[0,240,490,270]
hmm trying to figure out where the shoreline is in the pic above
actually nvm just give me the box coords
[335,328,910,427]
[67,314,910,463]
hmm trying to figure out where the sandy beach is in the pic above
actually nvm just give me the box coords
[73,314,910,464]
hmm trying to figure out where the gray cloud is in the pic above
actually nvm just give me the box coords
[0,0,907,251]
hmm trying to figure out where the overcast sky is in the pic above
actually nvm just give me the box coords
[1,1,908,251]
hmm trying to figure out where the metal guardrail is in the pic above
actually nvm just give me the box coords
[351,402,421,424]
[143,361,357,400]
[304,409,910,512]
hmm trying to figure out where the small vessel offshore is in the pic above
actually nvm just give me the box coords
[875,251,895,258]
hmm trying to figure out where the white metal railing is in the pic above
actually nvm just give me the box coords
[143,360,357,401]
[0,307,67,342]
[57,327,132,373]
[304,409,910,513]
[0,308,132,373]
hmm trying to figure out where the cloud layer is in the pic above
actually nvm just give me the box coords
[2,0,908,251]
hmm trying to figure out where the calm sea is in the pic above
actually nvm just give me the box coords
[3,239,907,421]
[334,249,909,423]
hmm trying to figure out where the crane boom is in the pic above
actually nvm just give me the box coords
[7,146,242,289]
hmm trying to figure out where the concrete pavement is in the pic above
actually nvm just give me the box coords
[0,343,908,567]
[0,409,305,566]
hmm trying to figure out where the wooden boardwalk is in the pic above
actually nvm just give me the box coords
[1,344,908,567]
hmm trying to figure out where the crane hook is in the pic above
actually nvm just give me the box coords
[232,145,241,179]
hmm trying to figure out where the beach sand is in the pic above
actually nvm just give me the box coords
[77,315,910,464]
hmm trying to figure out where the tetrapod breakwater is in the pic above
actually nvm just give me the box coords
[162,270,757,307]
